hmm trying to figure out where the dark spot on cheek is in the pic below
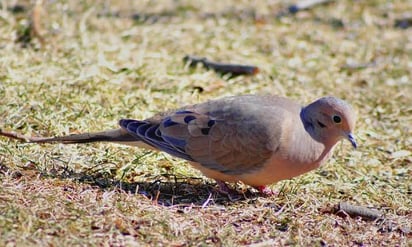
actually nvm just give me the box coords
[317,121,326,128]
[207,120,215,127]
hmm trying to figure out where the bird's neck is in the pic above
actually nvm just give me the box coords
[300,107,322,141]
[298,107,338,167]
[300,107,338,147]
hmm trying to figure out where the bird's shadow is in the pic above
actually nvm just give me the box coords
[36,164,261,206]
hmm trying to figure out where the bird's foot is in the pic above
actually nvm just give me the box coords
[255,185,278,197]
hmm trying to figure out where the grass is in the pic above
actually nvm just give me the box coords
[0,0,411,246]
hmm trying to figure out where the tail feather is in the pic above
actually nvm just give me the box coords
[0,128,138,144]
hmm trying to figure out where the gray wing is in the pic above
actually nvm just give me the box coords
[120,95,298,175]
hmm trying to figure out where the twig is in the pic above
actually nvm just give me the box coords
[341,61,377,70]
[201,192,213,209]
[0,129,33,142]
[337,202,383,220]
[184,55,259,76]
[31,0,46,45]
[152,190,160,205]
[0,129,62,143]
[277,0,334,17]
[395,15,412,29]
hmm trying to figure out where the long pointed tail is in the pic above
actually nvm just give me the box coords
[0,128,137,144]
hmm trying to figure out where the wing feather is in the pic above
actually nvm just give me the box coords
[119,95,297,175]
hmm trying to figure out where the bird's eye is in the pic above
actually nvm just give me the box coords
[332,115,342,123]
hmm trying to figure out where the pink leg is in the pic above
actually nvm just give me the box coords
[255,185,278,197]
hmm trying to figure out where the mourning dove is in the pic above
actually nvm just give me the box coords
[0,95,357,195]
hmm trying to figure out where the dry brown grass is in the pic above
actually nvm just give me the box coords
[0,0,411,246]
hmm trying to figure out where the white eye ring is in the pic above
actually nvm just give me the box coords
[332,115,342,124]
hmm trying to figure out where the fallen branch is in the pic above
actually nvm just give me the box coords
[183,55,259,76]
[337,202,383,220]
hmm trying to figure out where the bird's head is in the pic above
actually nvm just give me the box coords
[302,96,357,148]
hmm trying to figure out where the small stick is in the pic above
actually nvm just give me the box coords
[277,0,334,17]
[183,55,259,76]
[201,192,213,209]
[31,0,46,45]
[341,61,377,70]
[290,0,333,13]
[337,202,383,220]
[0,128,76,143]
[394,16,412,29]
[0,129,38,142]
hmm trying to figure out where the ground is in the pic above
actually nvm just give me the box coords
[0,0,411,246]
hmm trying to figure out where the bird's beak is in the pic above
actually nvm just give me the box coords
[346,133,357,149]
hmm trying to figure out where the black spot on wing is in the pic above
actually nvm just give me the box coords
[207,120,215,127]
[163,118,179,127]
[184,115,196,123]
[176,110,194,114]
[201,128,210,135]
